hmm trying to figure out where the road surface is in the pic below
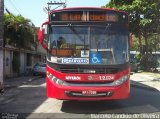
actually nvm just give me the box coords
[0,75,160,118]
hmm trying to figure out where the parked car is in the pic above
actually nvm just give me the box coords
[157,66,160,72]
[32,63,46,76]
[130,60,138,73]
[0,81,4,94]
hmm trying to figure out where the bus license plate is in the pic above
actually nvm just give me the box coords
[82,90,97,96]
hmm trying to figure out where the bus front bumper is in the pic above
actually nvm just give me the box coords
[46,77,130,101]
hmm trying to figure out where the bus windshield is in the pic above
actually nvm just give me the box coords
[47,26,129,65]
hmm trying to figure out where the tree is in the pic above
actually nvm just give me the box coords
[104,0,160,71]
[4,13,35,49]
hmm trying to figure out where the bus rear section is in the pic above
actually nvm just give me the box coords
[38,7,130,100]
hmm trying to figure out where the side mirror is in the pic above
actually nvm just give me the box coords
[129,33,133,48]
[38,21,49,49]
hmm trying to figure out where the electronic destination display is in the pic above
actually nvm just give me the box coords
[50,10,128,23]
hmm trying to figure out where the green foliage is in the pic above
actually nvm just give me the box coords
[131,35,139,51]
[4,14,36,49]
[105,0,159,35]
[135,54,158,71]
[104,0,160,71]
[148,33,160,52]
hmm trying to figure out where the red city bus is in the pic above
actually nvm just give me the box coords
[38,7,131,100]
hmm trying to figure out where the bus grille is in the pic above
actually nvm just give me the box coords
[58,66,119,74]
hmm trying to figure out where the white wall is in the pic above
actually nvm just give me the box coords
[37,42,47,55]
[20,52,25,74]
[0,50,3,85]
[4,44,46,78]
[4,50,13,78]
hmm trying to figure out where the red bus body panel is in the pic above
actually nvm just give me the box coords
[46,65,130,100]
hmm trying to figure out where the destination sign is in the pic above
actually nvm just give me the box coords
[50,11,127,22]
[61,13,82,21]
[89,11,118,21]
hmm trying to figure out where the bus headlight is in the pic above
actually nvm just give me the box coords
[47,71,67,86]
[113,75,129,86]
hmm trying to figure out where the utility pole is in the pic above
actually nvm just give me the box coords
[46,0,66,15]
[0,0,4,92]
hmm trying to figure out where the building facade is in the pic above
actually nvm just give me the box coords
[4,42,46,78]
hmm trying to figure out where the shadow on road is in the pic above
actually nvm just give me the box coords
[3,76,44,90]
[130,80,160,92]
[0,78,47,118]
[61,83,160,114]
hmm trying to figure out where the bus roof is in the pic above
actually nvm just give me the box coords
[49,7,128,15]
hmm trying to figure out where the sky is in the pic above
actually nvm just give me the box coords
[4,0,110,27]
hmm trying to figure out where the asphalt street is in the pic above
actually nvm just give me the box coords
[0,75,160,118]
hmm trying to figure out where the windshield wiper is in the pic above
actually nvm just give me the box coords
[68,24,84,42]
[96,39,100,52]
[103,23,111,34]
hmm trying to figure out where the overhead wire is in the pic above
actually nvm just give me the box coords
[7,0,22,15]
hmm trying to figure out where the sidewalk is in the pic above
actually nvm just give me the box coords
[3,76,41,89]
[130,72,160,91]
